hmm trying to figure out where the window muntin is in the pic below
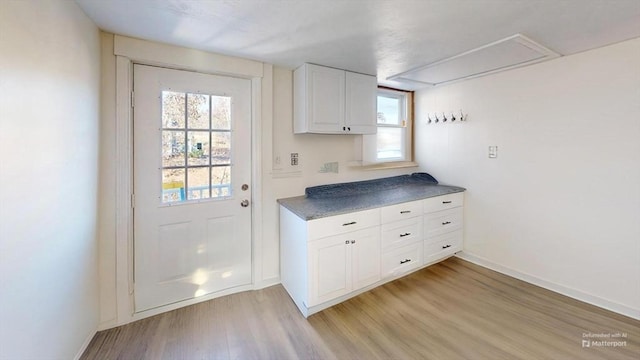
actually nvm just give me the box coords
[161,91,232,204]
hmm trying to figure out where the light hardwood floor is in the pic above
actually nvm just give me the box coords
[82,257,639,359]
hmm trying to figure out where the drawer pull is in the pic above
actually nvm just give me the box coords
[400,259,412,264]
[442,244,452,249]
[350,240,356,244]
[442,201,452,204]
[442,221,452,225]
[400,210,411,214]
[345,240,350,244]
[399,233,411,237]
[342,221,357,226]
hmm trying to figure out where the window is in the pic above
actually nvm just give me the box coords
[363,87,413,165]
[161,91,232,203]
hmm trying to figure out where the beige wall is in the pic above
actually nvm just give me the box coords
[414,37,640,318]
[0,1,101,358]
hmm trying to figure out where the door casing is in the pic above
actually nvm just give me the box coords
[107,35,269,328]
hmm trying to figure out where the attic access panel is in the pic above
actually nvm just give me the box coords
[389,34,560,86]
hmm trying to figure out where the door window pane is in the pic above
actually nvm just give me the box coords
[162,131,185,167]
[211,166,231,198]
[211,96,231,130]
[211,132,231,165]
[187,167,210,200]
[187,94,210,129]
[162,91,186,129]
[162,169,185,203]
[187,131,210,166]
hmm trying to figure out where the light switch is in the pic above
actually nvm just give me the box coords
[488,146,498,158]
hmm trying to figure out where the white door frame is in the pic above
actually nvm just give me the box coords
[112,35,267,325]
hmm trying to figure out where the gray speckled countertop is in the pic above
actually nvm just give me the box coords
[278,174,465,220]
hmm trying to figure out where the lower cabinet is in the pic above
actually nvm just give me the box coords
[280,191,464,318]
[308,227,380,307]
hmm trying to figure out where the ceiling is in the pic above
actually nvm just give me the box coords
[76,0,640,89]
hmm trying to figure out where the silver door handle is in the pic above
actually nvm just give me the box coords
[240,199,250,207]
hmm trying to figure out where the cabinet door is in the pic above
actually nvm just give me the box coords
[308,234,352,307]
[351,227,381,290]
[307,64,345,133]
[345,71,377,134]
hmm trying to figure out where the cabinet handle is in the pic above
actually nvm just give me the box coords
[345,240,356,244]
[347,127,351,131]
[399,233,411,237]
[442,201,452,204]
[400,259,412,264]
[442,221,451,225]
[400,210,411,214]
[343,126,346,131]
[442,244,451,249]
[345,240,350,244]
[342,221,357,226]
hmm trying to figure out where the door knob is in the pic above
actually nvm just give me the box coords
[240,199,250,207]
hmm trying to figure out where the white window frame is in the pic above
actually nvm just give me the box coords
[362,87,415,167]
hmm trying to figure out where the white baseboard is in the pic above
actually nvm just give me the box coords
[73,327,97,360]
[254,276,280,290]
[455,251,640,320]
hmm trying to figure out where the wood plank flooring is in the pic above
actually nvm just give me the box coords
[82,258,640,359]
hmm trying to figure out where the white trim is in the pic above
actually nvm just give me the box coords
[73,328,97,360]
[115,56,134,325]
[114,35,263,78]
[112,38,266,327]
[388,33,561,86]
[455,251,640,320]
[129,284,255,323]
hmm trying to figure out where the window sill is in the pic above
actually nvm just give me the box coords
[349,160,419,171]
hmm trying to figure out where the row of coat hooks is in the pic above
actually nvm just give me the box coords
[427,110,468,124]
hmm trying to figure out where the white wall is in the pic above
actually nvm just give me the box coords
[414,38,640,318]
[0,1,101,359]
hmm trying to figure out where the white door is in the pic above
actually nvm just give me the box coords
[345,71,377,134]
[351,227,381,290]
[308,234,352,307]
[133,64,252,312]
[307,64,345,133]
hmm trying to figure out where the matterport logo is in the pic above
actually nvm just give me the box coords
[582,332,628,348]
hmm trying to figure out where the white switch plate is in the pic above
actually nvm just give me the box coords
[488,146,498,158]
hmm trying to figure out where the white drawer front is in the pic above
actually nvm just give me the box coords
[308,208,380,240]
[423,192,464,214]
[424,230,462,265]
[381,217,423,251]
[381,200,423,223]
[424,207,463,240]
[381,242,423,279]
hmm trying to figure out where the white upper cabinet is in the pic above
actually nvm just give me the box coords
[294,63,377,134]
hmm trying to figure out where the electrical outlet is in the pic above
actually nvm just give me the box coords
[291,153,299,166]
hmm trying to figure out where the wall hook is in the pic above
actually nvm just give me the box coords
[442,112,448,122]
[450,112,457,122]
[434,113,440,123]
[427,114,433,124]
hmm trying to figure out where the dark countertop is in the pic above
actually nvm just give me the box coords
[278,174,465,220]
